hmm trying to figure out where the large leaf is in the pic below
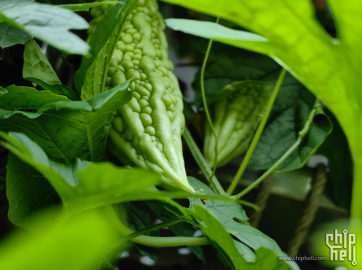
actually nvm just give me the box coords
[0,80,132,163]
[0,85,70,110]
[23,39,80,101]
[75,0,138,98]
[0,0,90,55]
[162,196,298,269]
[0,23,31,49]
[187,177,283,256]
[1,132,232,228]
[249,76,333,171]
[161,0,362,221]
[0,209,118,270]
[192,205,298,270]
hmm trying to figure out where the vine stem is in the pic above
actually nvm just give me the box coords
[226,69,287,195]
[233,99,321,200]
[236,200,259,211]
[123,217,183,242]
[105,205,209,247]
[183,127,226,195]
[200,17,220,180]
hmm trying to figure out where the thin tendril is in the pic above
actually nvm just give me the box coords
[201,17,220,182]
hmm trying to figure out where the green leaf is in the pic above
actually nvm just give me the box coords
[0,23,31,49]
[1,132,232,227]
[191,44,280,110]
[0,209,118,270]
[317,109,353,210]
[0,132,159,215]
[0,85,70,110]
[125,202,159,261]
[189,204,298,269]
[249,80,333,171]
[74,0,138,98]
[23,39,80,101]
[0,80,132,163]
[0,0,90,55]
[6,153,61,229]
[60,2,121,12]
[187,177,283,256]
[161,0,362,221]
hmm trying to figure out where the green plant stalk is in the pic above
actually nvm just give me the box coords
[183,127,226,195]
[105,205,209,247]
[233,99,320,200]
[200,17,220,181]
[226,69,287,195]
[124,217,183,242]
[236,200,259,211]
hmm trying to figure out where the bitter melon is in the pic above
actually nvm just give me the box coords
[204,81,273,168]
[89,0,195,193]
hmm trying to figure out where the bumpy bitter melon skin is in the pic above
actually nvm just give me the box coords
[204,82,273,168]
[89,0,195,193]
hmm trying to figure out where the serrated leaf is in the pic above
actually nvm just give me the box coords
[190,204,298,270]
[74,0,138,98]
[0,80,132,163]
[23,39,80,101]
[1,132,231,229]
[187,177,282,256]
[0,85,70,110]
[0,0,90,55]
[0,132,160,216]
[0,22,31,49]
[249,81,333,171]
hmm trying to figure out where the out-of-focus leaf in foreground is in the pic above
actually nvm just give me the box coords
[0,210,117,270]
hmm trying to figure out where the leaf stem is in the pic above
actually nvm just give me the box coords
[183,127,226,195]
[233,99,321,200]
[236,200,260,211]
[200,17,220,180]
[226,69,287,195]
[105,205,209,247]
[124,217,183,242]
